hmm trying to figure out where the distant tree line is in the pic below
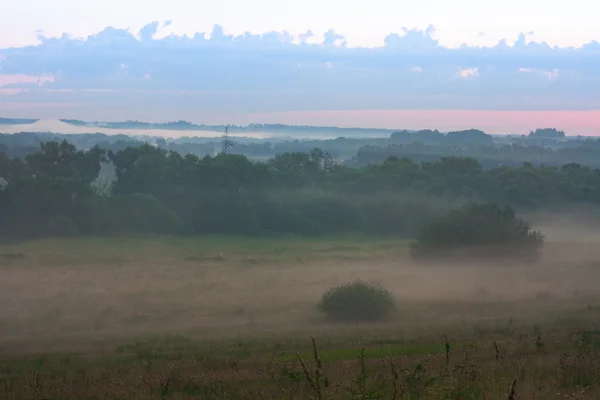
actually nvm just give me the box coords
[2,128,600,168]
[2,139,600,240]
[529,128,566,138]
[352,139,600,168]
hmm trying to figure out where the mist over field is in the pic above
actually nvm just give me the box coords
[2,1,600,397]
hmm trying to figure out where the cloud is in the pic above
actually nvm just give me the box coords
[138,21,160,42]
[0,73,54,88]
[323,29,346,47]
[0,88,26,96]
[518,67,560,80]
[458,68,479,78]
[384,25,439,50]
[0,22,599,117]
[299,30,314,43]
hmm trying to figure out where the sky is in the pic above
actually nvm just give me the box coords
[0,0,599,134]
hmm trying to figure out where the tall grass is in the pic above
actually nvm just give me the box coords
[2,327,600,399]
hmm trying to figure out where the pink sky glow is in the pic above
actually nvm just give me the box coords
[251,109,600,136]
[0,102,598,136]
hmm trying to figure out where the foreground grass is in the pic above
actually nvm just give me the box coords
[1,323,600,399]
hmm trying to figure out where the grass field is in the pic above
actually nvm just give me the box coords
[2,233,600,398]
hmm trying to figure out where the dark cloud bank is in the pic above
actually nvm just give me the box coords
[0,22,599,114]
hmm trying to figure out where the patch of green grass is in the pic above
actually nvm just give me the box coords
[288,343,443,363]
[0,235,409,267]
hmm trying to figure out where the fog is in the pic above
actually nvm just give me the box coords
[1,215,599,355]
[0,119,278,139]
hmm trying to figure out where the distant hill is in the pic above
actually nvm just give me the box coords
[59,119,87,126]
[28,117,400,136]
[90,120,207,130]
[0,118,38,125]
[0,119,227,139]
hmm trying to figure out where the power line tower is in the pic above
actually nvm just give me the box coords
[221,125,234,155]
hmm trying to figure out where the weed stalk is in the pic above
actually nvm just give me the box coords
[297,336,327,399]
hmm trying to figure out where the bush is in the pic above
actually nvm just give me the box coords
[317,280,396,322]
[410,202,544,262]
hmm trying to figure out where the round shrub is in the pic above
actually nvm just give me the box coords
[317,280,396,322]
[410,202,544,262]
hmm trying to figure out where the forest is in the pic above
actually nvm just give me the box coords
[2,131,600,240]
[0,127,598,163]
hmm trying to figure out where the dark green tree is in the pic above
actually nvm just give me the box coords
[410,203,544,262]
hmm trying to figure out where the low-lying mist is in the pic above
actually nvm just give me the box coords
[1,212,599,354]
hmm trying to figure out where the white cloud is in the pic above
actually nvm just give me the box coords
[518,67,560,80]
[0,22,598,114]
[458,68,479,78]
[0,73,54,87]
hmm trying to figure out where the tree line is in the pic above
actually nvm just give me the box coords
[1,139,600,240]
[352,138,600,168]
[3,128,600,168]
